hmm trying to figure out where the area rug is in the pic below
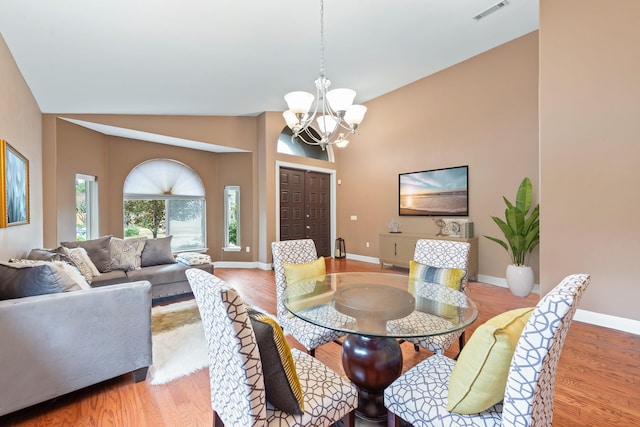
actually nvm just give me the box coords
[149,299,208,385]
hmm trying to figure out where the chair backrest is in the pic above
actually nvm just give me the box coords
[501,273,590,427]
[413,239,471,292]
[271,239,318,322]
[185,268,266,427]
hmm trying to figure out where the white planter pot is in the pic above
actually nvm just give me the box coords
[506,264,535,297]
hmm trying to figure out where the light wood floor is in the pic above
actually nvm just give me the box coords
[2,259,639,426]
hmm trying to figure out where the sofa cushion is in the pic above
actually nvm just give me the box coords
[109,237,147,271]
[89,269,128,287]
[126,262,212,286]
[0,261,82,300]
[141,236,176,267]
[61,235,112,273]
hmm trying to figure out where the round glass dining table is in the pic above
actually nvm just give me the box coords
[283,272,478,421]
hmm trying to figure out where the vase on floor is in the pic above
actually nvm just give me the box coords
[506,264,534,297]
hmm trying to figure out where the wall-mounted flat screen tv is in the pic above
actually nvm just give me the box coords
[399,165,468,216]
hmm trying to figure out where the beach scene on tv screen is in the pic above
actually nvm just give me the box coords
[399,166,468,216]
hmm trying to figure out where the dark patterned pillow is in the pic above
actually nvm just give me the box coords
[61,235,112,273]
[247,309,304,414]
[0,261,82,300]
[27,247,75,266]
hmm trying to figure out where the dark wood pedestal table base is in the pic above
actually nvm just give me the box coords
[333,283,414,421]
[342,334,403,421]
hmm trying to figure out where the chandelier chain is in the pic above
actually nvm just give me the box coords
[319,0,325,77]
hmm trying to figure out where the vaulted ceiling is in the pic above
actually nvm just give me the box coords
[1,0,538,116]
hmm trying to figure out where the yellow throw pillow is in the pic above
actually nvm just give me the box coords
[283,256,326,286]
[446,307,534,414]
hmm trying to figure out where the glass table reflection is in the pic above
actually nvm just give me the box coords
[283,272,478,421]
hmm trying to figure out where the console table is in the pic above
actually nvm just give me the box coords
[379,233,479,279]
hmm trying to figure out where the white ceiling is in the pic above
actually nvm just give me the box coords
[0,0,537,149]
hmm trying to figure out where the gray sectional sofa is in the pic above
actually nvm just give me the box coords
[0,279,153,417]
[0,235,213,416]
[35,235,213,301]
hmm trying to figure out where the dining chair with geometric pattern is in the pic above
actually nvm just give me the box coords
[403,238,472,355]
[271,239,346,356]
[186,268,357,427]
[384,273,590,427]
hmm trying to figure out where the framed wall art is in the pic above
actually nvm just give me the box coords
[399,165,468,216]
[0,140,30,227]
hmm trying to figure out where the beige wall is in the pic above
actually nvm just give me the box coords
[539,0,640,321]
[53,119,109,243]
[0,34,43,260]
[336,32,540,281]
[43,117,256,262]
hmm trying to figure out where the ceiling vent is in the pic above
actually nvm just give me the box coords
[473,0,510,20]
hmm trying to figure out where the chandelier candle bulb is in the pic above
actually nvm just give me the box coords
[284,91,314,115]
[327,88,356,112]
[316,115,339,135]
[344,105,367,126]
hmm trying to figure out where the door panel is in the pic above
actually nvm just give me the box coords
[279,167,331,257]
[280,168,306,240]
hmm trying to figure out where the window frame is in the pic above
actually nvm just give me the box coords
[76,174,98,241]
[223,185,240,251]
[123,159,207,253]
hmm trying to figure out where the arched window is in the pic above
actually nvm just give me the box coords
[276,126,334,162]
[123,159,206,252]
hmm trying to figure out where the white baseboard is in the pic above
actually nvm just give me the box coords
[345,253,379,264]
[477,274,542,295]
[212,261,271,270]
[572,309,640,335]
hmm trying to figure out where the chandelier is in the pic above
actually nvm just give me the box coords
[283,0,367,150]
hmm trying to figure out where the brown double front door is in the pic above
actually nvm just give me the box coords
[279,167,331,257]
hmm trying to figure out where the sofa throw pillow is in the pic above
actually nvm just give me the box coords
[446,307,534,414]
[283,256,326,287]
[141,236,176,267]
[248,308,304,414]
[61,235,112,273]
[27,247,75,266]
[10,259,91,291]
[60,246,100,283]
[0,261,83,300]
[409,260,466,291]
[109,237,147,271]
[176,252,211,266]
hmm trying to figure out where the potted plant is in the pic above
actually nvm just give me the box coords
[484,177,540,296]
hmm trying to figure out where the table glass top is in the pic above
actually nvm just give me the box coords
[283,272,478,338]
